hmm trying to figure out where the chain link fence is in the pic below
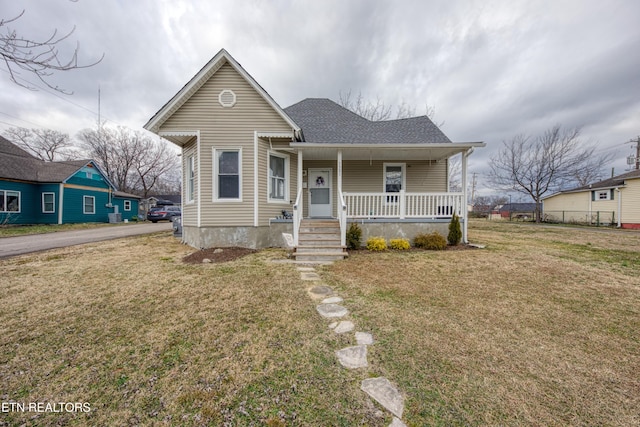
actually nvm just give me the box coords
[543,210,616,226]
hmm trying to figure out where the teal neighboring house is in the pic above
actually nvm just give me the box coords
[0,136,140,225]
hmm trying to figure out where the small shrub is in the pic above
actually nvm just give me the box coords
[346,223,362,250]
[414,232,447,250]
[390,238,410,250]
[448,213,462,245]
[366,236,387,251]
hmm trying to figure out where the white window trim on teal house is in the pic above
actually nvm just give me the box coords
[0,190,21,213]
[42,192,55,213]
[267,150,289,203]
[213,147,242,202]
[124,200,131,211]
[83,196,95,214]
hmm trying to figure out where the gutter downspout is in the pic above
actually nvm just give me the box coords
[58,183,64,224]
[254,131,259,227]
[616,188,621,228]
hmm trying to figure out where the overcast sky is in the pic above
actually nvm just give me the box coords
[2,0,639,195]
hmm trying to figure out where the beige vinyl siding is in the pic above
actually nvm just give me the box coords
[258,139,298,225]
[182,141,198,227]
[543,192,590,213]
[301,159,448,217]
[159,62,292,227]
[621,179,640,223]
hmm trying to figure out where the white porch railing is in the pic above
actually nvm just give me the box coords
[292,187,303,246]
[338,189,347,247]
[343,191,464,219]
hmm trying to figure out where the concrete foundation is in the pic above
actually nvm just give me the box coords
[180,218,459,249]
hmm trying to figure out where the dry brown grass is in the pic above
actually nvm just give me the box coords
[0,234,385,426]
[322,220,640,426]
[1,222,639,426]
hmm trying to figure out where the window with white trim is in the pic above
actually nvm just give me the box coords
[83,196,95,214]
[593,190,613,201]
[187,154,195,203]
[42,192,55,213]
[124,200,131,211]
[0,190,20,212]
[268,152,289,202]
[383,163,406,203]
[214,148,242,201]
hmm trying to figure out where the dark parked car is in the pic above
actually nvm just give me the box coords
[147,206,181,223]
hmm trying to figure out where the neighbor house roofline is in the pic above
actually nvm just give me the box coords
[143,48,300,134]
[290,142,485,149]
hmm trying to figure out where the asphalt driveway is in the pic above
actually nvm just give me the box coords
[0,222,173,259]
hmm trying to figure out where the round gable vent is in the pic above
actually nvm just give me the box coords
[218,89,237,108]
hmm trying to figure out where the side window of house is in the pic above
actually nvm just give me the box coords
[215,149,241,200]
[83,196,95,214]
[0,190,21,212]
[269,153,288,201]
[187,155,195,202]
[42,192,55,213]
[124,200,131,211]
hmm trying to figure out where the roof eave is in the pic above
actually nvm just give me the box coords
[290,141,485,149]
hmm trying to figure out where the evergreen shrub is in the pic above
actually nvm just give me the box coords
[366,236,387,251]
[414,232,447,250]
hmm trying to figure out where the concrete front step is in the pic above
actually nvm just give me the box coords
[293,252,348,262]
[296,245,346,253]
[299,227,341,233]
[298,239,342,247]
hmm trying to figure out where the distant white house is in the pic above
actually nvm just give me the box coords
[543,170,640,228]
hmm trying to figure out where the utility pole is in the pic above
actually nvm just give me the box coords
[627,136,640,170]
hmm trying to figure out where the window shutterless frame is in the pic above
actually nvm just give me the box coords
[42,192,55,213]
[268,151,289,203]
[83,196,95,214]
[213,148,242,202]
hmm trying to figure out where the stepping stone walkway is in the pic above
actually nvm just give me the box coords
[297,264,407,427]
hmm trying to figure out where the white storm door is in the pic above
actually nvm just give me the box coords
[308,168,332,217]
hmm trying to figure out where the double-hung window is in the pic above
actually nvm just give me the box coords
[83,196,95,214]
[384,163,405,203]
[214,148,241,201]
[268,152,288,202]
[0,190,20,212]
[42,192,55,213]
[124,200,131,211]
[187,155,195,203]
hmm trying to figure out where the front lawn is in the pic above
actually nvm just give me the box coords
[0,221,638,425]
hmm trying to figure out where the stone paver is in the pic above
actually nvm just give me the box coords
[316,303,348,318]
[328,321,338,329]
[301,272,321,281]
[321,296,343,304]
[336,345,368,369]
[334,320,355,334]
[356,331,374,345]
[308,285,333,299]
[361,377,404,419]
[389,417,407,427]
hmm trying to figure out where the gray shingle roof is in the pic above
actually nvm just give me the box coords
[565,169,640,192]
[0,136,92,183]
[284,98,452,144]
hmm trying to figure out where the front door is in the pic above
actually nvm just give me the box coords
[308,168,332,217]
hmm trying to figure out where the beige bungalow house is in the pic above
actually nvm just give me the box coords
[144,49,485,261]
[543,169,640,228]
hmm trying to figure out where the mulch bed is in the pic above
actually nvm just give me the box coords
[182,247,257,264]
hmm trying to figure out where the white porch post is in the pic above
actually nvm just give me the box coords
[462,149,469,243]
[337,149,343,198]
[298,150,303,214]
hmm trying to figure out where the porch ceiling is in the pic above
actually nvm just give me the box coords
[291,142,485,161]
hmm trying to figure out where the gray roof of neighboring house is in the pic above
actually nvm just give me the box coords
[0,135,96,183]
[567,169,640,192]
[284,98,452,144]
[498,203,537,213]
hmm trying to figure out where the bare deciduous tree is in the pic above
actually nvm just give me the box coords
[488,125,612,222]
[1,8,103,93]
[3,127,76,161]
[77,126,179,196]
[338,90,443,125]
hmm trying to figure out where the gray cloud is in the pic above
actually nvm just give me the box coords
[1,0,639,191]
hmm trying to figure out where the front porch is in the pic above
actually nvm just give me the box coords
[288,143,477,250]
